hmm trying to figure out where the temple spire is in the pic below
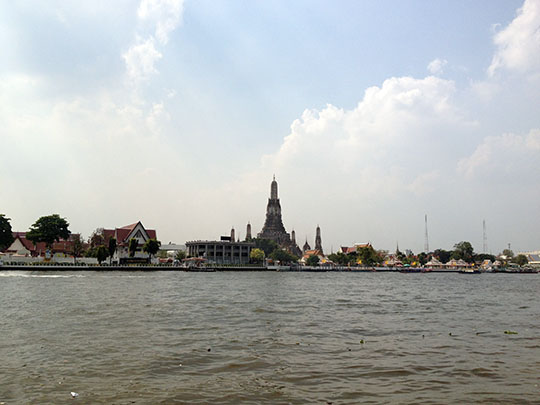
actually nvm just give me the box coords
[270,176,278,200]
[258,176,290,246]
[245,222,252,241]
[315,225,323,254]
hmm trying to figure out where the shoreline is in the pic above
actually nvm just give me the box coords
[1,264,537,273]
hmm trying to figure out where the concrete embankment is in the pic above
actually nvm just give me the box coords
[0,264,467,272]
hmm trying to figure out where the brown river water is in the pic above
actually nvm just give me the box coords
[0,271,539,404]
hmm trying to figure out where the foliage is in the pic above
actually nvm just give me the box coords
[108,237,117,264]
[502,249,514,259]
[253,238,278,256]
[96,245,108,264]
[143,238,161,259]
[330,251,360,265]
[513,254,528,266]
[433,249,452,264]
[474,253,496,263]
[157,250,168,259]
[128,238,138,257]
[395,248,405,261]
[417,252,428,266]
[269,248,298,264]
[84,246,98,258]
[452,241,474,263]
[88,228,105,248]
[250,248,265,263]
[0,214,14,250]
[175,249,186,260]
[306,254,320,266]
[72,234,84,263]
[357,246,383,266]
[26,214,71,248]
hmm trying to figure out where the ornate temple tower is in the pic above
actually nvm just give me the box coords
[303,238,311,253]
[257,176,291,245]
[314,225,323,254]
[290,229,302,257]
[245,222,252,241]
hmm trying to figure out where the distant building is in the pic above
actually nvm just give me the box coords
[314,225,323,254]
[303,239,311,254]
[289,229,302,257]
[5,232,82,257]
[245,222,252,241]
[339,243,372,255]
[186,228,255,265]
[519,250,540,267]
[257,176,291,245]
[256,176,303,257]
[103,221,157,264]
[301,249,324,264]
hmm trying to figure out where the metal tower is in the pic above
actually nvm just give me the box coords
[424,214,429,253]
[482,219,488,253]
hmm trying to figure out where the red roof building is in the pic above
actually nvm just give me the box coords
[5,233,82,257]
[102,221,157,263]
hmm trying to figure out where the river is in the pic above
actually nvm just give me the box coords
[0,271,538,404]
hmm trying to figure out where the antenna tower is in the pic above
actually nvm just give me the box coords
[482,219,487,253]
[424,214,429,253]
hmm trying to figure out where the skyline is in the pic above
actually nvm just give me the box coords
[1,0,539,254]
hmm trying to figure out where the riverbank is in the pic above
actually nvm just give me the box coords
[1,264,537,273]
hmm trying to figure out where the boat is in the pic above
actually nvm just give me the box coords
[459,268,481,274]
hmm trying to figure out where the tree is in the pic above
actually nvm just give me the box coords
[269,248,298,264]
[417,252,428,266]
[433,249,452,264]
[142,238,161,261]
[502,249,514,259]
[175,250,186,260]
[514,254,528,267]
[72,234,84,264]
[108,237,117,265]
[0,214,14,251]
[474,253,496,263]
[88,228,105,248]
[26,214,70,250]
[96,245,108,264]
[306,254,320,266]
[250,248,265,264]
[254,238,278,256]
[357,245,382,266]
[128,238,138,257]
[452,241,474,263]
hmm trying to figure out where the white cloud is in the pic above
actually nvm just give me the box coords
[407,171,440,195]
[488,0,540,76]
[123,0,184,82]
[146,101,170,134]
[138,0,184,45]
[427,58,448,75]
[266,75,465,179]
[123,38,162,81]
[457,129,540,180]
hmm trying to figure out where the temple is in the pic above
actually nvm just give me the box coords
[257,176,302,257]
[257,176,291,245]
[315,225,323,254]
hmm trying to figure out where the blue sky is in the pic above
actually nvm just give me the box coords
[1,0,539,255]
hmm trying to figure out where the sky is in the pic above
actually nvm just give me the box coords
[1,0,539,255]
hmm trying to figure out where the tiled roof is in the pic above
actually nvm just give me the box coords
[103,222,157,245]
